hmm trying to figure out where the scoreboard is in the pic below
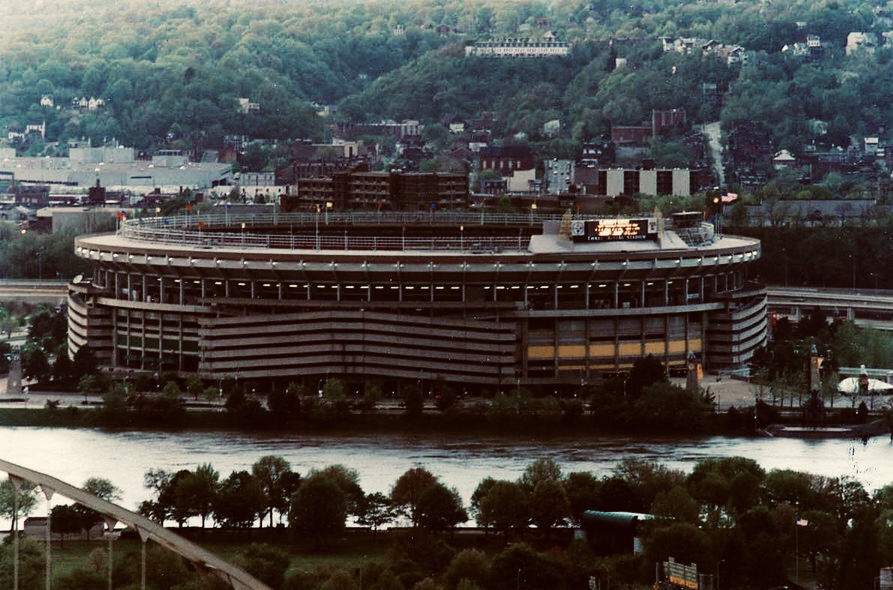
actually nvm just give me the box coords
[570,218,658,243]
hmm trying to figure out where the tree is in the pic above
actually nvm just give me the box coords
[0,477,38,531]
[309,464,364,516]
[651,486,701,523]
[289,473,348,550]
[686,457,766,525]
[415,482,467,534]
[444,549,490,590]
[83,477,121,503]
[50,504,85,548]
[22,346,51,385]
[644,522,713,571]
[596,476,642,512]
[477,480,528,541]
[519,457,562,492]
[0,535,46,590]
[27,305,68,349]
[68,476,123,539]
[625,354,667,398]
[140,469,174,524]
[390,467,439,526]
[213,471,266,533]
[186,375,204,400]
[355,492,395,534]
[51,348,73,385]
[612,458,687,510]
[70,346,99,384]
[77,373,105,400]
[563,472,601,526]
[252,455,294,527]
[178,464,220,529]
[236,543,291,589]
[403,382,424,417]
[529,479,571,533]
[267,382,302,421]
[488,543,567,590]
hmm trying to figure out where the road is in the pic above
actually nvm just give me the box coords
[701,121,724,187]
[0,279,67,304]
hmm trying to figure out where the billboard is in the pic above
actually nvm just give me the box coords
[570,218,658,243]
[664,558,699,589]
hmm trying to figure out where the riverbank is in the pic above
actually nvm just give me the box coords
[1,376,889,439]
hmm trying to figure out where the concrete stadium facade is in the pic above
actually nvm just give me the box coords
[68,212,767,392]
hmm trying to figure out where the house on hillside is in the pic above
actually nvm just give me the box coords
[773,149,797,169]
[478,145,537,193]
[846,32,878,55]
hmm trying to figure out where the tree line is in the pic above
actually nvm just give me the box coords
[0,0,891,161]
[2,453,892,589]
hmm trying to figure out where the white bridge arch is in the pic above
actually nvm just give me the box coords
[1,458,271,590]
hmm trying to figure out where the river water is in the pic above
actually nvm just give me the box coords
[1,427,890,517]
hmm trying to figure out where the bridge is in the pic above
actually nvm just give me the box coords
[767,286,893,331]
[0,279,68,304]
[0,458,271,590]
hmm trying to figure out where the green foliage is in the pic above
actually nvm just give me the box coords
[625,354,668,398]
[488,543,567,590]
[0,477,38,522]
[290,473,348,550]
[474,479,528,540]
[355,492,396,532]
[50,504,84,548]
[529,479,571,531]
[27,305,68,350]
[71,346,100,385]
[415,482,468,533]
[54,568,106,590]
[402,383,424,418]
[268,382,303,422]
[252,455,297,527]
[686,456,766,525]
[22,346,51,385]
[444,549,490,590]
[214,470,266,531]
[390,467,440,527]
[0,536,47,590]
[236,543,291,589]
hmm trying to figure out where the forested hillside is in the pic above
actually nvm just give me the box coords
[1,0,892,157]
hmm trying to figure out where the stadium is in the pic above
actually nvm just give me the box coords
[68,210,767,393]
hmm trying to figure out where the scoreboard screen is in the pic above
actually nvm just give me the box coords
[570,218,658,242]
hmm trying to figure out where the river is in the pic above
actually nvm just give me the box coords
[0,427,890,517]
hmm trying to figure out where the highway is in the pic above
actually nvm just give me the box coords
[767,286,893,330]
[0,279,68,303]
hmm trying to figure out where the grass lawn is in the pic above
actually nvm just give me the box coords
[41,528,395,584]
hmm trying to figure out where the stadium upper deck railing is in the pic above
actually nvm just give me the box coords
[116,211,560,253]
[115,211,711,253]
